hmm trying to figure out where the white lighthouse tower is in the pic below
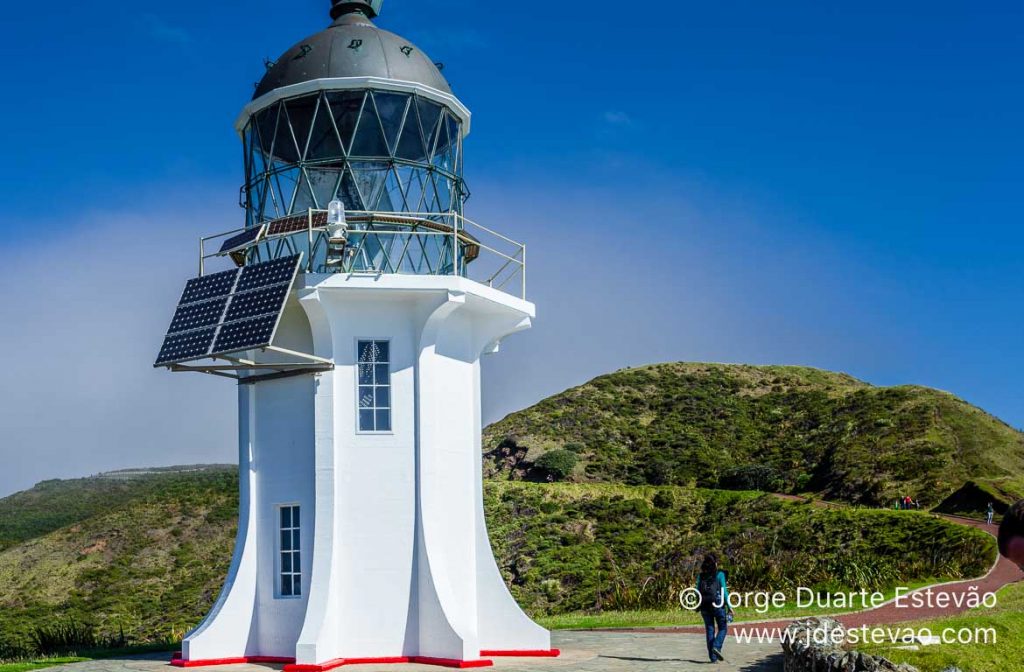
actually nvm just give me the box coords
[156,2,554,669]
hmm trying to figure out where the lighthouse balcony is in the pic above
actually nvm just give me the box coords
[198,209,527,299]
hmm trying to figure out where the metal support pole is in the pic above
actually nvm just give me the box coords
[521,244,527,299]
[452,213,459,277]
[307,208,314,272]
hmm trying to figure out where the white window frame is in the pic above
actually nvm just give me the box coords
[276,503,302,599]
[355,338,393,435]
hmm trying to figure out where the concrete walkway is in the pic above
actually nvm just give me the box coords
[32,632,782,672]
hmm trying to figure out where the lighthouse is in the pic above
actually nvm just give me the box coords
[156,1,554,668]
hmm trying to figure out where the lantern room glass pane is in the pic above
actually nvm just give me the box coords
[373,92,409,154]
[396,105,426,161]
[416,99,442,157]
[351,97,389,157]
[307,168,340,208]
[273,107,302,164]
[327,91,365,151]
[285,97,318,161]
[308,96,344,160]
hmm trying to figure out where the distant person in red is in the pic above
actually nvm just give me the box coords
[998,500,1024,571]
[904,495,912,510]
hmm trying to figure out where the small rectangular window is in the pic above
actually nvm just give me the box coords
[357,340,391,432]
[279,504,301,597]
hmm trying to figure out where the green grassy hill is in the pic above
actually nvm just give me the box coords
[483,363,1024,506]
[486,482,993,616]
[0,465,235,551]
[0,468,237,658]
[934,476,1024,520]
[0,467,995,658]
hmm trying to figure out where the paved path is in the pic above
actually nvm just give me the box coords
[831,516,1022,628]
[30,632,782,672]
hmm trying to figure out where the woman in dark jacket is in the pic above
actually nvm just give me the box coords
[696,553,729,663]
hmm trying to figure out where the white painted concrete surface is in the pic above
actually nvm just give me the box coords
[181,273,550,666]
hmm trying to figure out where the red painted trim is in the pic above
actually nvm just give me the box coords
[171,657,296,668]
[480,649,561,657]
[176,654,494,670]
[409,657,492,669]
[171,658,248,667]
[284,658,409,672]
[283,656,493,671]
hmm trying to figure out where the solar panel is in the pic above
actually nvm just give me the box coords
[156,329,217,366]
[154,254,302,366]
[168,297,230,333]
[218,225,265,256]
[212,314,280,354]
[237,255,301,292]
[224,284,290,323]
[265,211,328,239]
[180,269,238,304]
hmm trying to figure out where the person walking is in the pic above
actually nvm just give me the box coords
[987,502,995,526]
[697,553,729,663]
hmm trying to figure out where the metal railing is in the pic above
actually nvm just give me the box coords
[199,210,527,299]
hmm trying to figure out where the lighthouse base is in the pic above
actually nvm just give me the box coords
[178,276,552,668]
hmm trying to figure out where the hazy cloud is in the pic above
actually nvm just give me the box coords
[0,191,237,497]
[0,176,1019,497]
[603,110,634,126]
[141,14,193,47]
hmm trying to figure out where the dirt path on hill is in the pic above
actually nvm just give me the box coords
[616,500,1023,636]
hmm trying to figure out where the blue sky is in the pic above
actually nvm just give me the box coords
[0,1,1021,495]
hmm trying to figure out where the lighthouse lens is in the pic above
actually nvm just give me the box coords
[244,91,463,223]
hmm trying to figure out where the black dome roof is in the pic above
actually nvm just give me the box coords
[253,9,451,100]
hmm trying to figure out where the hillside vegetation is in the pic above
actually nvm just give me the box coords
[485,482,993,615]
[0,466,235,551]
[935,476,1024,520]
[0,468,995,657]
[483,363,1024,506]
[0,468,237,658]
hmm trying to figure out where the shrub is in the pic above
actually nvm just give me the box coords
[32,620,97,654]
[652,491,675,509]
[564,442,586,454]
[0,637,34,662]
[719,465,785,492]
[534,450,579,481]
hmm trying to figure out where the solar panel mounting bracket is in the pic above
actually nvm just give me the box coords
[167,349,333,382]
